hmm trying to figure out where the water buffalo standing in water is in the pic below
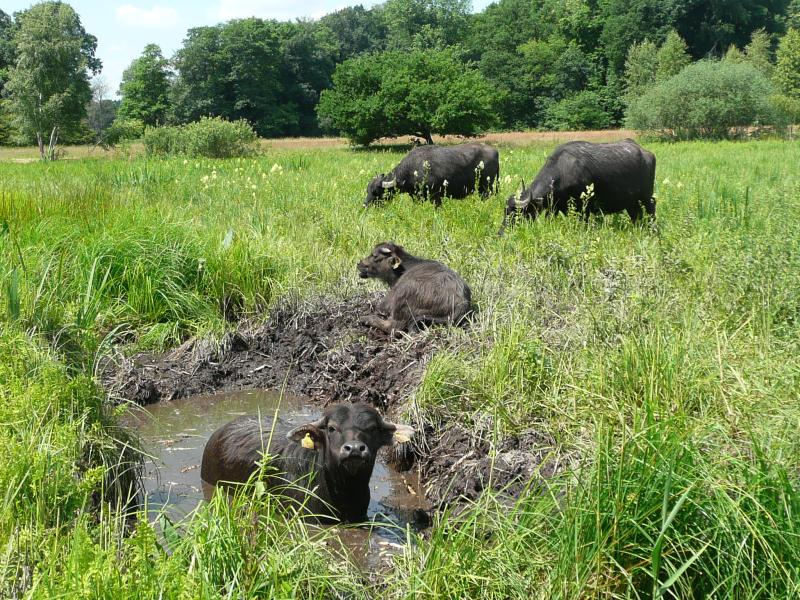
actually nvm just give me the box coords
[501,139,656,233]
[364,143,500,207]
[201,403,414,523]
[357,242,472,335]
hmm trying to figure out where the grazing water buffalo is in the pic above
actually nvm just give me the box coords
[200,403,414,523]
[501,139,656,233]
[364,143,500,207]
[357,242,472,335]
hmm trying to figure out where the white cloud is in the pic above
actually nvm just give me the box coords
[116,4,180,29]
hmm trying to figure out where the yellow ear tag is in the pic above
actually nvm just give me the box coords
[301,433,315,449]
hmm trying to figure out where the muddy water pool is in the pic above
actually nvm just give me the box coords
[122,389,429,569]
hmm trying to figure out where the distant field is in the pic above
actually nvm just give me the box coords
[1,139,799,597]
[0,129,638,161]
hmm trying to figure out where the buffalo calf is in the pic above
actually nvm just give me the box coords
[357,242,472,335]
[201,403,414,523]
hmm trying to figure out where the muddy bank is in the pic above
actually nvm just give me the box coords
[104,294,559,509]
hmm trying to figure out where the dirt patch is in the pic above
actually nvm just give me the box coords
[104,294,560,510]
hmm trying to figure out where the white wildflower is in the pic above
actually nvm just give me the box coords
[271,163,282,173]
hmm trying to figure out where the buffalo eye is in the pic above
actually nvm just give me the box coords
[327,425,337,433]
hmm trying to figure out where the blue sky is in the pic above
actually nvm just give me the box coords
[4,0,493,99]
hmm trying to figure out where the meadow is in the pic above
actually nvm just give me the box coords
[1,138,799,598]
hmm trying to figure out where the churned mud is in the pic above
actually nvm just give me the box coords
[104,294,559,511]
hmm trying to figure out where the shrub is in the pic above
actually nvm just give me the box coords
[626,60,785,139]
[543,91,614,131]
[142,117,257,158]
[100,118,145,148]
[142,124,184,156]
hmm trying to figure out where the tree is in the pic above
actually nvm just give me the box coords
[87,77,118,139]
[5,1,100,159]
[774,28,800,121]
[745,29,774,75]
[599,0,683,73]
[171,19,299,136]
[317,48,495,145]
[280,21,339,135]
[676,0,789,58]
[319,5,387,61]
[624,40,659,103]
[118,44,170,126]
[0,9,14,92]
[656,30,691,82]
[382,0,471,50]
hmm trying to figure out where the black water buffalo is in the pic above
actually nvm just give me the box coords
[501,139,656,232]
[357,242,472,335]
[200,403,414,523]
[364,143,500,207]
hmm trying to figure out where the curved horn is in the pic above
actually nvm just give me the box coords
[381,178,397,189]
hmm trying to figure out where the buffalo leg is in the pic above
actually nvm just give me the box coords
[626,203,643,223]
[360,314,404,336]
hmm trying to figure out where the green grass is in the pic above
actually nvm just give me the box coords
[1,139,800,597]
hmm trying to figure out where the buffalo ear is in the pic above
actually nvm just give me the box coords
[390,256,402,269]
[287,418,326,449]
[383,421,414,444]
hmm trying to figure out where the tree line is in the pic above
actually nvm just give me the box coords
[1,0,800,154]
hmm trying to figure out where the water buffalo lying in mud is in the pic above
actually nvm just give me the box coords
[357,242,472,335]
[364,143,500,207]
[200,403,414,523]
[500,139,656,233]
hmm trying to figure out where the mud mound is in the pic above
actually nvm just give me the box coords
[105,294,438,408]
[104,294,564,510]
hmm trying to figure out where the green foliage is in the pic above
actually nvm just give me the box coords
[627,60,783,139]
[599,0,682,72]
[542,90,614,130]
[656,30,691,82]
[319,5,388,61]
[775,28,800,98]
[101,118,145,147]
[318,48,495,145]
[745,28,775,75]
[382,0,471,50]
[624,39,659,104]
[171,19,297,136]
[143,116,257,158]
[4,1,100,159]
[117,44,171,127]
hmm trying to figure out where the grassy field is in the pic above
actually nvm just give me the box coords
[1,138,800,598]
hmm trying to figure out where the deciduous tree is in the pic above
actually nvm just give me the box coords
[5,1,100,159]
[318,48,495,145]
[118,44,170,126]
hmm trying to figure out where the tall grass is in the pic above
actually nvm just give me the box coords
[1,139,799,597]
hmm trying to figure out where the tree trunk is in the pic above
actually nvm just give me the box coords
[423,131,434,145]
[37,133,45,160]
[47,126,59,161]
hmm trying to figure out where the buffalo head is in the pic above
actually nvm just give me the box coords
[357,241,407,286]
[364,173,397,207]
[287,403,413,476]
[498,179,549,235]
